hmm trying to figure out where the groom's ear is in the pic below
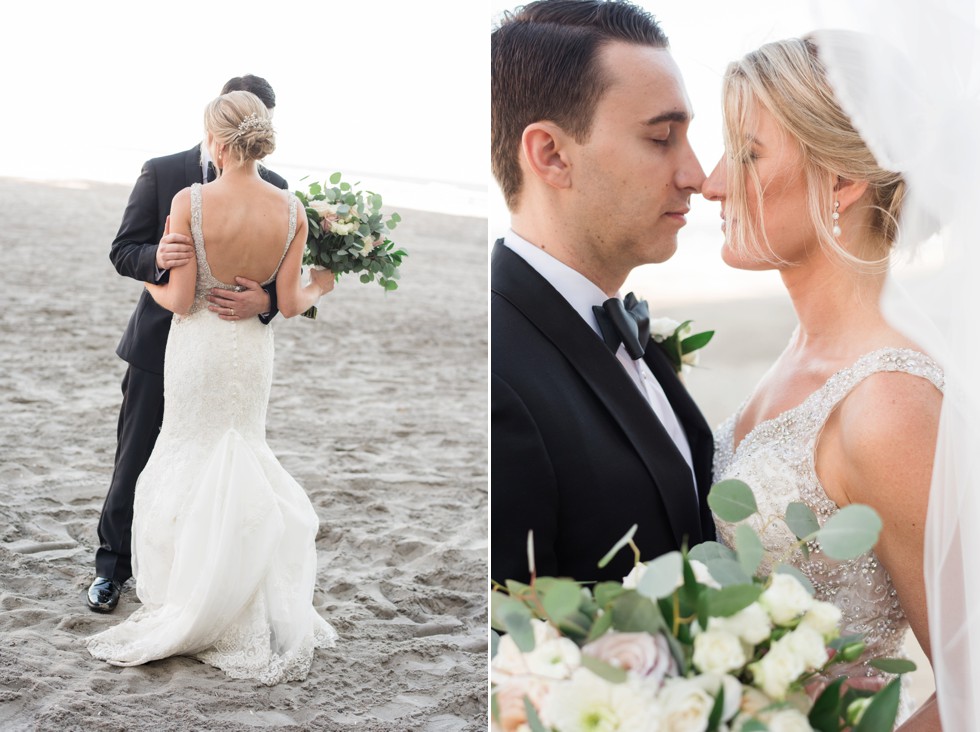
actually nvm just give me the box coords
[521,121,574,191]
[834,176,870,213]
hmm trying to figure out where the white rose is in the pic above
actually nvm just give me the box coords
[649,316,681,342]
[766,708,813,732]
[682,350,700,367]
[708,602,772,646]
[540,668,662,732]
[693,629,747,675]
[691,673,743,723]
[582,631,677,685]
[659,677,715,732]
[749,643,806,700]
[360,237,378,255]
[760,574,813,626]
[799,600,842,641]
[783,626,829,671]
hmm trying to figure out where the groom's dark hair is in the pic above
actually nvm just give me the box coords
[491,0,668,209]
[221,74,276,110]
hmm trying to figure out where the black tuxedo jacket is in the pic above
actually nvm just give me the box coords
[110,144,288,374]
[491,241,716,586]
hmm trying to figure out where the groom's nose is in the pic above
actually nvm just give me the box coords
[676,141,706,194]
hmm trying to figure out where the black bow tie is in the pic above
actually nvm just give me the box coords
[593,293,651,360]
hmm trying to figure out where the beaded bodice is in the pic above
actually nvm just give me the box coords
[187,182,296,314]
[714,348,943,678]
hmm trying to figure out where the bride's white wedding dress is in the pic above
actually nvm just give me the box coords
[713,347,943,719]
[87,183,337,684]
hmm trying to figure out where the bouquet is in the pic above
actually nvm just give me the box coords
[295,172,407,308]
[649,317,714,375]
[490,480,913,732]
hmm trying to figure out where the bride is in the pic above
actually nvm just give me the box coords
[702,37,942,729]
[86,90,337,684]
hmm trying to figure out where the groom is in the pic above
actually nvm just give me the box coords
[87,75,295,612]
[491,0,715,586]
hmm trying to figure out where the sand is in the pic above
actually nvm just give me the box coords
[0,177,488,731]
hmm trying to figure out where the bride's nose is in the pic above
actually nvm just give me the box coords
[701,157,727,202]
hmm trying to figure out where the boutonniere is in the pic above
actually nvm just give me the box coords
[649,317,714,374]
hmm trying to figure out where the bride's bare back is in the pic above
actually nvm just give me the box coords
[197,176,295,285]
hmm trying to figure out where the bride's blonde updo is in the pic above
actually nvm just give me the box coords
[722,36,905,270]
[204,90,276,167]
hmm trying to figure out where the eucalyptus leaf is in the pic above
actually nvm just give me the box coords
[329,171,342,184]
[707,480,758,522]
[502,610,535,652]
[594,581,626,607]
[817,505,882,560]
[853,678,900,732]
[869,658,917,674]
[585,606,614,643]
[541,579,584,623]
[597,524,637,569]
[360,273,372,284]
[524,697,549,732]
[688,541,736,564]
[740,721,768,732]
[490,592,529,631]
[735,524,764,577]
[702,584,762,618]
[580,654,628,683]
[635,552,682,600]
[490,629,500,659]
[610,591,666,634]
[702,556,752,586]
[785,502,820,540]
[808,676,845,732]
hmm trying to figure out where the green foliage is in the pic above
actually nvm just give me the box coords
[597,523,637,569]
[635,551,682,599]
[708,479,758,522]
[296,172,407,292]
[853,678,901,732]
[817,505,882,560]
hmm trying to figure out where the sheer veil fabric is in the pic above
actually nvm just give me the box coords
[810,1,980,727]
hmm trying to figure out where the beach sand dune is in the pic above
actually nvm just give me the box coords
[0,178,487,731]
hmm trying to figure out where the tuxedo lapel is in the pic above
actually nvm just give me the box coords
[492,241,703,547]
[184,145,203,187]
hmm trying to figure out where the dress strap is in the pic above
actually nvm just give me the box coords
[268,191,297,282]
[189,183,208,274]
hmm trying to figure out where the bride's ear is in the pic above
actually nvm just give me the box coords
[520,121,574,191]
[834,176,870,212]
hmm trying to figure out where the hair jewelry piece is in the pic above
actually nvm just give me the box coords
[832,200,842,237]
[235,113,270,137]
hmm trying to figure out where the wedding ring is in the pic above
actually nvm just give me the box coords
[230,308,236,317]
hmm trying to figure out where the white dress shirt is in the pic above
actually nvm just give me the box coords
[502,232,696,486]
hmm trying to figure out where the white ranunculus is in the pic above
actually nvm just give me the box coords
[330,221,356,236]
[693,629,747,675]
[491,620,561,678]
[623,559,719,594]
[691,673,743,722]
[760,574,813,626]
[540,668,662,732]
[659,677,715,732]
[766,708,814,732]
[799,600,842,641]
[708,602,772,646]
[308,199,338,219]
[582,631,677,686]
[649,316,681,342]
[748,643,806,700]
[783,626,829,671]
[524,636,582,679]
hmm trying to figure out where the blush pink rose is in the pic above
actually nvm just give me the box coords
[581,631,678,686]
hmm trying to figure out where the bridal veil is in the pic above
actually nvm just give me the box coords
[811,0,980,727]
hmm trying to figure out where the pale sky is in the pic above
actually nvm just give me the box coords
[3,1,487,215]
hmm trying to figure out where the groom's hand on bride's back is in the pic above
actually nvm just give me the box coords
[155,215,194,271]
[208,277,272,321]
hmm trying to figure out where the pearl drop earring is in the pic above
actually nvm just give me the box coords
[832,200,842,237]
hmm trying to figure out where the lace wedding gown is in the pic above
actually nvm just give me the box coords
[713,347,943,719]
[87,183,337,684]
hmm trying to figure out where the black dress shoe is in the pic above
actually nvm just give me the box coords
[87,576,122,613]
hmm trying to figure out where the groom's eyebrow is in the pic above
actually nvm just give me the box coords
[644,111,690,126]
